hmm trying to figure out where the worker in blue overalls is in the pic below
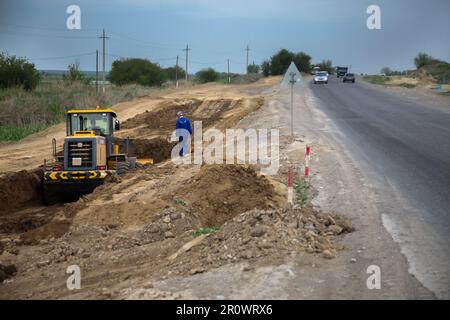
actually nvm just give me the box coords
[175,111,192,157]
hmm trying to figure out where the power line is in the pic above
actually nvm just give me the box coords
[28,52,96,60]
[106,53,177,63]
[0,21,260,65]
[229,60,247,65]
[0,21,100,33]
[0,30,98,39]
[186,60,225,65]
[108,31,183,50]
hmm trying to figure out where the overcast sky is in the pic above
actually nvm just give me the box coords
[1,0,449,74]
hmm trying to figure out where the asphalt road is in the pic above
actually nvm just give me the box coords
[309,76,450,298]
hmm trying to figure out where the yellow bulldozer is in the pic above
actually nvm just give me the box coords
[43,107,135,202]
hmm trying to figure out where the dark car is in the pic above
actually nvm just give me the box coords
[343,73,355,83]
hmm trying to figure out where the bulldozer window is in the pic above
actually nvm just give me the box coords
[70,113,111,136]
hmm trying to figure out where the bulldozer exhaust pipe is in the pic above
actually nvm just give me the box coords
[52,138,57,160]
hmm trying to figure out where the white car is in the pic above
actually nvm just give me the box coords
[314,71,328,84]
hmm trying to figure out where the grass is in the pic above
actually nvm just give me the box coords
[397,83,417,88]
[363,75,391,85]
[438,91,450,96]
[216,73,263,85]
[173,198,187,206]
[363,76,417,89]
[195,226,219,237]
[0,124,50,141]
[294,178,311,207]
[0,80,158,141]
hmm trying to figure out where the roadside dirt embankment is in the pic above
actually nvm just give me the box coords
[0,169,43,215]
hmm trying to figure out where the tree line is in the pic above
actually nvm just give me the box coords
[3,50,447,91]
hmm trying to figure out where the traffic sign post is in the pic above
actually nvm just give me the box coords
[289,72,296,137]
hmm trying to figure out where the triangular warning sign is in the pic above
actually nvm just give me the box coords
[281,61,302,86]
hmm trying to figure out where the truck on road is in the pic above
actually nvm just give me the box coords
[336,66,348,78]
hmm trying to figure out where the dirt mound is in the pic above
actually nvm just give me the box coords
[120,98,247,138]
[0,169,43,215]
[172,165,283,226]
[115,138,176,163]
[168,206,354,275]
[411,68,437,85]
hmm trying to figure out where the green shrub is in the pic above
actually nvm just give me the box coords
[380,67,392,75]
[164,66,186,81]
[109,58,167,87]
[195,226,219,236]
[262,49,312,76]
[414,53,434,69]
[314,60,334,74]
[63,62,90,85]
[269,49,295,75]
[423,60,450,84]
[261,60,270,77]
[294,178,310,207]
[247,63,260,74]
[413,53,450,84]
[195,68,219,83]
[293,52,312,74]
[0,52,40,90]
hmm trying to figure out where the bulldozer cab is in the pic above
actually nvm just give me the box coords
[66,109,119,137]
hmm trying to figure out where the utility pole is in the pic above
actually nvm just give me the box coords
[95,49,99,94]
[245,45,250,74]
[227,59,230,84]
[175,55,179,88]
[289,72,296,137]
[99,29,109,93]
[183,44,190,82]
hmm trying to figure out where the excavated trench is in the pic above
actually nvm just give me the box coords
[115,137,176,163]
[114,97,248,164]
[0,169,54,235]
[0,138,176,236]
[121,98,241,137]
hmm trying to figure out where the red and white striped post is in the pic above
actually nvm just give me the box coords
[305,145,311,178]
[287,167,294,204]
